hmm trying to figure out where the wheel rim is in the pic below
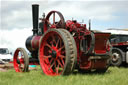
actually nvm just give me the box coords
[39,31,66,76]
[13,48,29,72]
[44,11,65,32]
[14,50,25,72]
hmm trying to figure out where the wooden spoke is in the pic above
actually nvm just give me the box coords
[48,50,52,54]
[44,55,52,59]
[59,38,62,47]
[48,60,55,71]
[56,20,61,26]
[59,54,65,58]
[53,35,57,43]
[57,59,64,68]
[54,60,57,71]
[45,43,52,49]
[61,58,65,66]
[57,45,64,52]
[56,37,60,48]
[49,58,54,65]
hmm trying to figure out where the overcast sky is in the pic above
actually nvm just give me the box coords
[0,0,128,52]
[1,0,128,30]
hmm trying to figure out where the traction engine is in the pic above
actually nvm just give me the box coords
[13,4,111,76]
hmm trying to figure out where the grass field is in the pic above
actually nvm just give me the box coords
[0,66,128,85]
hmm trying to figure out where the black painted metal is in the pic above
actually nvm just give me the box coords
[89,19,91,31]
[25,35,33,52]
[32,4,39,35]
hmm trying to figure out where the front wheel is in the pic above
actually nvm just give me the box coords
[39,29,77,76]
[13,48,29,72]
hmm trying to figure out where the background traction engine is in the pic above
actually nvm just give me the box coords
[13,4,111,76]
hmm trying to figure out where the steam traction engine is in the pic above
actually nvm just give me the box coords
[13,4,111,76]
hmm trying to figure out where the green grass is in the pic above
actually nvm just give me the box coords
[0,67,128,85]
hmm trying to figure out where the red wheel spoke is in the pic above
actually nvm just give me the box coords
[57,45,64,52]
[49,58,54,65]
[45,43,52,49]
[59,38,62,47]
[53,13,55,25]
[57,59,64,68]
[50,35,56,46]
[56,37,60,48]
[48,60,55,71]
[50,41,54,47]
[54,60,57,70]
[59,54,65,58]
[44,55,52,59]
[48,50,52,54]
[56,20,61,26]
[61,58,65,66]
[52,36,56,44]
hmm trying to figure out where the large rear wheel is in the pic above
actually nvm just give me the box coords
[39,29,77,76]
[13,48,29,72]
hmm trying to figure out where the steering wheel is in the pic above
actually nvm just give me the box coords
[44,11,65,32]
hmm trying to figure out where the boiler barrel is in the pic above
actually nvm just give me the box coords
[25,35,41,52]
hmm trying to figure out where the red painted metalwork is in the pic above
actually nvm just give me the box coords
[13,48,29,72]
[44,11,65,32]
[31,36,41,51]
[14,50,24,72]
[94,33,111,54]
[39,31,66,76]
[13,49,25,72]
[112,42,128,46]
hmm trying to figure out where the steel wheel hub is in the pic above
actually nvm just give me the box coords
[112,53,119,62]
[51,50,57,58]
